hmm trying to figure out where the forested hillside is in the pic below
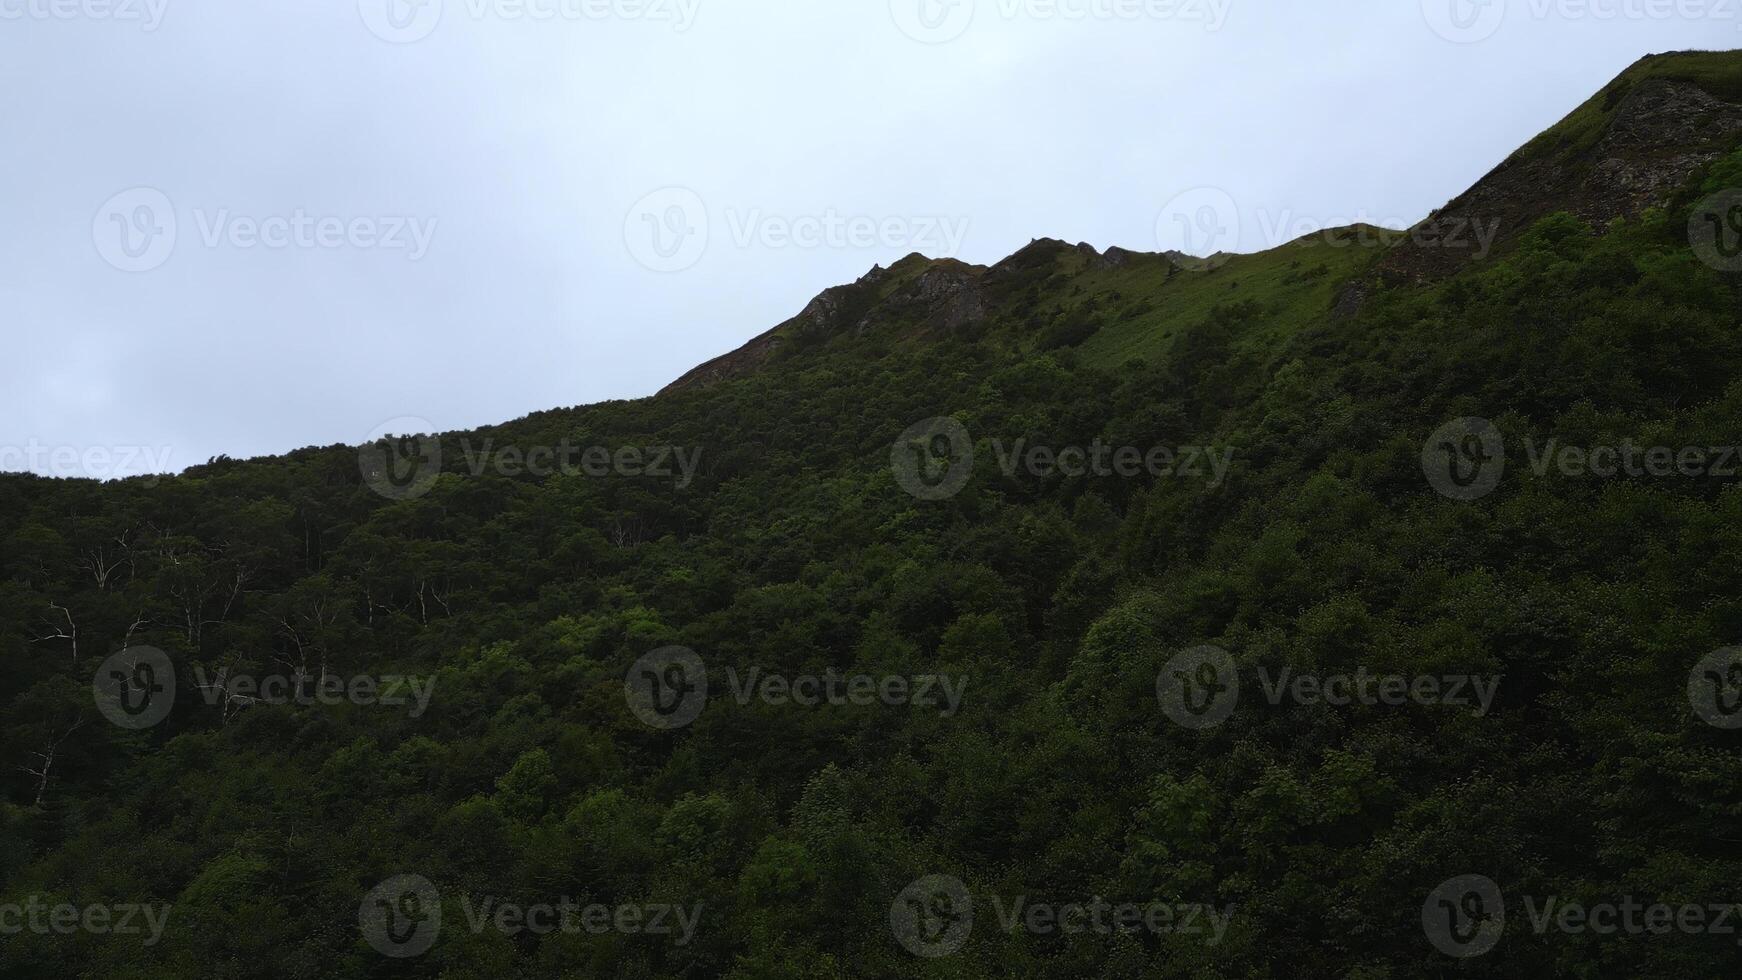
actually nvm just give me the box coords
[4,52,1742,979]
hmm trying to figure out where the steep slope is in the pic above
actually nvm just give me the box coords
[2,51,1741,980]
[658,232,1392,394]
[661,51,1742,397]
[1379,50,1742,282]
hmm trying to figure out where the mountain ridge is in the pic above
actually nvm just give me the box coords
[661,50,1742,394]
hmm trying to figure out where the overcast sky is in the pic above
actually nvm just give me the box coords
[1,0,1735,478]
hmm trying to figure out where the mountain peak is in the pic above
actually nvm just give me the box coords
[1379,49,1742,282]
[661,239,1170,394]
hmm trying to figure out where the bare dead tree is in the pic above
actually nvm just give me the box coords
[77,529,132,591]
[275,591,343,680]
[18,717,87,808]
[193,660,259,726]
[199,561,252,643]
[32,603,78,663]
[609,517,644,549]
[121,611,150,651]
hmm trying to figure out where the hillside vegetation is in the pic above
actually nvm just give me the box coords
[3,53,1742,980]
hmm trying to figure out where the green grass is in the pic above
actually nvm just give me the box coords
[1067,228,1383,368]
[1518,49,1742,163]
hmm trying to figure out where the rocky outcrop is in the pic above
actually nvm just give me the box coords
[1097,246,1142,270]
[1378,65,1742,284]
[658,266,886,394]
[658,235,1188,394]
[658,257,995,394]
[895,262,989,334]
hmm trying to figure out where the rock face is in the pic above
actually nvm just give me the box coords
[1378,65,1742,283]
[1097,246,1140,270]
[657,257,991,395]
[657,239,1171,394]
[658,267,886,394]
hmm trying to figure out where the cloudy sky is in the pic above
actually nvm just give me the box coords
[1,0,1734,477]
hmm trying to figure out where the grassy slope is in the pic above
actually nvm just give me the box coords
[1069,228,1383,369]
[1519,49,1742,163]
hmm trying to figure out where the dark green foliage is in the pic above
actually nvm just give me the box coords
[2,190,1741,977]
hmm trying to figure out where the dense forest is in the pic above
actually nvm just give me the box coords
[4,52,1742,979]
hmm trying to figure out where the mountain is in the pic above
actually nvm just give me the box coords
[665,50,1742,394]
[1381,49,1742,282]
[3,51,1742,980]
